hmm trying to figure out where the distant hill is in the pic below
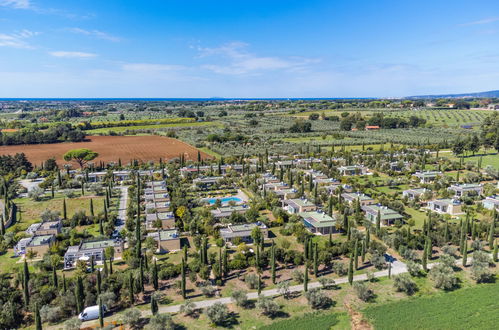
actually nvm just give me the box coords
[407,90,499,99]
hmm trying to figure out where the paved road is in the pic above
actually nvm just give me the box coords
[18,178,44,197]
[80,258,407,328]
[115,186,129,232]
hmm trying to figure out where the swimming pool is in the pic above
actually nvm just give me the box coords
[204,196,243,205]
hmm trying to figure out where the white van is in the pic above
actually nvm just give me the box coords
[78,305,107,321]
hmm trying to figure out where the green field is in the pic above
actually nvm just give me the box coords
[363,281,499,330]
[259,312,350,330]
[86,121,219,134]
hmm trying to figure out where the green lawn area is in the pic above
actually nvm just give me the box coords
[259,312,350,330]
[198,146,222,159]
[404,207,427,229]
[442,151,499,169]
[9,192,111,233]
[362,281,499,330]
[86,121,219,134]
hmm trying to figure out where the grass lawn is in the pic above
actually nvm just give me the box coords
[10,193,108,232]
[362,281,499,330]
[259,312,350,330]
[443,151,499,169]
[404,207,427,229]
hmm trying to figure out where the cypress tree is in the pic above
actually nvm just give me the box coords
[23,260,30,307]
[139,258,145,292]
[99,297,104,328]
[104,202,108,223]
[422,241,428,272]
[181,259,186,299]
[90,198,94,217]
[81,183,84,196]
[488,218,495,250]
[304,264,308,292]
[471,220,476,241]
[348,255,354,285]
[129,273,135,304]
[151,295,158,315]
[462,240,468,267]
[388,261,392,278]
[459,220,465,253]
[90,255,95,273]
[271,244,276,284]
[51,184,54,198]
[62,198,67,220]
[62,274,67,293]
[353,239,359,270]
[257,274,262,295]
[34,302,42,330]
[376,209,381,235]
[52,265,58,289]
[97,270,102,295]
[361,240,366,263]
[76,277,84,313]
[152,260,159,290]
[313,243,318,277]
[444,219,449,243]
[493,239,498,262]
[366,227,370,247]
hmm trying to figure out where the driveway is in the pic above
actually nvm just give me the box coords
[115,186,129,232]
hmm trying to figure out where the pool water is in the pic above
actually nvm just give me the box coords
[205,196,242,205]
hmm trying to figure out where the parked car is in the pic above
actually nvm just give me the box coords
[78,305,107,321]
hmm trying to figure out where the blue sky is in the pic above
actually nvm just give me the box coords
[0,0,499,98]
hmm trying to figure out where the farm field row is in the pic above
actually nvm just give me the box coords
[0,135,212,165]
[363,280,499,330]
[85,121,220,134]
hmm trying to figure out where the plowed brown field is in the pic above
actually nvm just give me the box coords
[0,135,211,166]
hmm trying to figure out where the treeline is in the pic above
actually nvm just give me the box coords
[0,153,32,175]
[76,117,195,130]
[0,124,85,146]
[340,113,427,131]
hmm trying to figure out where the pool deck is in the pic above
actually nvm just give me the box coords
[204,189,249,205]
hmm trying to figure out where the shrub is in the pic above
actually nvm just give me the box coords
[122,308,141,329]
[28,186,45,201]
[205,303,229,325]
[245,273,259,289]
[371,253,387,270]
[179,300,197,317]
[256,295,280,317]
[277,280,291,298]
[332,262,347,276]
[145,314,174,330]
[471,250,493,283]
[353,282,374,302]
[318,277,336,289]
[231,289,250,308]
[406,260,421,276]
[98,291,116,307]
[40,305,62,324]
[64,318,82,330]
[305,288,332,309]
[393,274,418,295]
[292,269,305,283]
[201,285,217,297]
[429,264,457,290]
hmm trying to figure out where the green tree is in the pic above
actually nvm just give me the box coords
[150,295,158,315]
[348,256,354,285]
[63,148,99,169]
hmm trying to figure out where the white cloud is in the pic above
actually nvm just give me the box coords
[0,0,31,9]
[460,17,499,26]
[122,63,185,72]
[198,42,319,75]
[0,29,37,48]
[49,51,97,58]
[67,28,121,42]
